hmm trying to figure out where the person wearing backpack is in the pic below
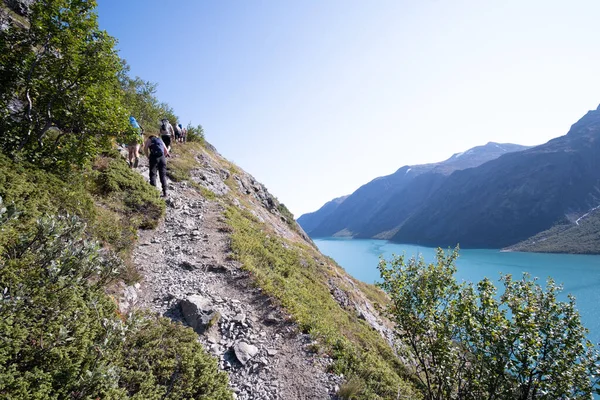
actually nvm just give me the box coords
[159,118,174,151]
[174,122,182,143]
[181,125,187,143]
[143,135,170,197]
[126,116,144,168]
[177,123,185,143]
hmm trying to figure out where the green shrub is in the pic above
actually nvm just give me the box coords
[92,205,137,254]
[0,153,163,252]
[0,214,232,399]
[0,149,164,277]
[0,155,95,225]
[185,124,205,144]
[338,377,364,400]
[277,202,296,227]
[90,156,165,230]
[0,214,126,399]
[119,314,232,400]
[378,249,600,400]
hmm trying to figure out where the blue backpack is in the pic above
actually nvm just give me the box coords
[129,116,140,129]
[149,137,164,157]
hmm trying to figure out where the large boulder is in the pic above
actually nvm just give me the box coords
[180,294,217,334]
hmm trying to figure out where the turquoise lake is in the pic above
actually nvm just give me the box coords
[314,238,600,345]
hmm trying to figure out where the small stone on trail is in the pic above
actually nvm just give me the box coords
[208,263,228,273]
[233,342,258,365]
[232,313,246,324]
[264,311,280,324]
[180,260,196,271]
[266,348,278,356]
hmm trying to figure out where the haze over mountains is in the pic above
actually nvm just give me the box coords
[298,105,600,254]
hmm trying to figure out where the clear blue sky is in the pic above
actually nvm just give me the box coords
[97,0,600,216]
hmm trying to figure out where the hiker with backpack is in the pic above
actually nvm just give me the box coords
[177,123,186,143]
[181,125,187,143]
[159,118,174,151]
[125,116,144,168]
[143,135,170,197]
[174,122,182,143]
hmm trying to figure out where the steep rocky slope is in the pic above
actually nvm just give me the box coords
[118,142,418,399]
[300,142,529,239]
[393,105,600,250]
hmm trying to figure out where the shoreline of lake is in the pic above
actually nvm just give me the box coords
[314,237,600,347]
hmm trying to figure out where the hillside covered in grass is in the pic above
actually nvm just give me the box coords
[0,1,231,398]
[136,139,420,399]
[0,151,233,399]
[3,2,597,400]
[507,207,600,254]
[0,1,420,399]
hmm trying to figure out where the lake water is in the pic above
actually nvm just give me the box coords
[314,238,600,345]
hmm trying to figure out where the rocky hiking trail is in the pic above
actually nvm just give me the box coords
[119,149,342,400]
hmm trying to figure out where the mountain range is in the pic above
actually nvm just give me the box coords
[298,105,600,253]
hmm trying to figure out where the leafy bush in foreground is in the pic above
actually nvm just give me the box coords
[378,248,600,400]
[0,214,231,399]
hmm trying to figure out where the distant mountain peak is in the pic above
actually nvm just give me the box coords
[566,105,600,138]
[484,141,508,149]
[435,142,530,173]
[298,140,529,238]
[332,195,349,204]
